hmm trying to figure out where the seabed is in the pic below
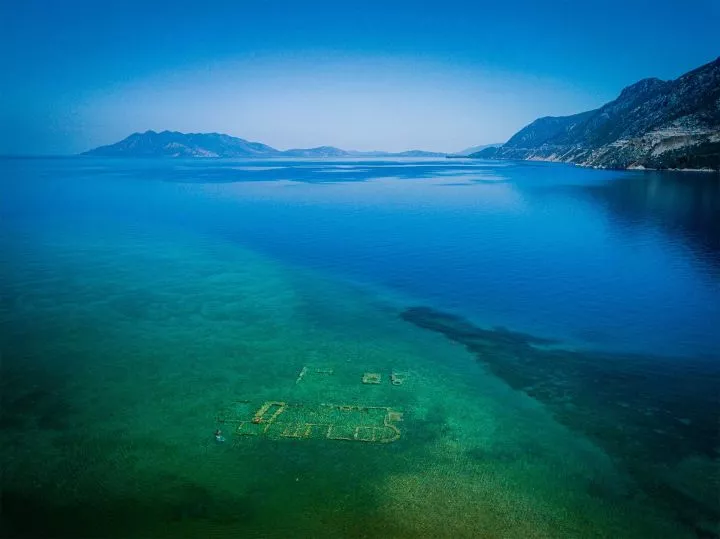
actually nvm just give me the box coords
[1,221,716,538]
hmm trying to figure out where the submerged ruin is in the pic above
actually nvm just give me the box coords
[217,400,403,444]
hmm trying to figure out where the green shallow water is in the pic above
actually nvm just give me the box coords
[1,221,714,538]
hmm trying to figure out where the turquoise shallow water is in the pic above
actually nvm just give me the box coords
[1,157,719,538]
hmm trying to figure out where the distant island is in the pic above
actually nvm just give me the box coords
[469,57,720,171]
[82,132,447,159]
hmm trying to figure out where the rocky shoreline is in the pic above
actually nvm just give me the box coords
[472,58,720,172]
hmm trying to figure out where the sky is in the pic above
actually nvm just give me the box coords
[1,0,718,155]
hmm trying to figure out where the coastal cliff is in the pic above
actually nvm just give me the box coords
[472,57,720,171]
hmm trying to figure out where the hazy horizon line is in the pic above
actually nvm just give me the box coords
[0,130,502,157]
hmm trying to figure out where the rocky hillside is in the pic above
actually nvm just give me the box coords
[82,131,446,158]
[473,57,720,170]
[83,131,280,158]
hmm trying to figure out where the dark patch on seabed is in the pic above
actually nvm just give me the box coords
[401,306,720,539]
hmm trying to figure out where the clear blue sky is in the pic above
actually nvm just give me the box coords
[1,0,718,154]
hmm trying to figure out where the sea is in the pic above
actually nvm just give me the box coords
[1,157,719,538]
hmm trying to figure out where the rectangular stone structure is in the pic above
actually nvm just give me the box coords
[216,400,402,443]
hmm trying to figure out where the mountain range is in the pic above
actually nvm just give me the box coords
[470,57,720,170]
[82,57,719,169]
[82,131,447,158]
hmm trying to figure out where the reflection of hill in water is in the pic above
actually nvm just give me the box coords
[583,172,720,273]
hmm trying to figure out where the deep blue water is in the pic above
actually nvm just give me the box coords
[4,157,719,356]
